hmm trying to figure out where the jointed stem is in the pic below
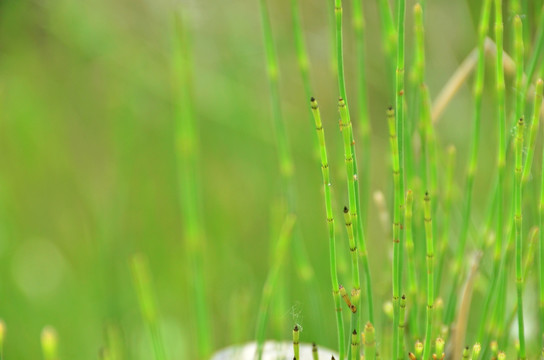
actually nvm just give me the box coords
[310,98,345,360]
[445,0,492,326]
[423,193,434,360]
[393,0,406,357]
[515,116,526,359]
[335,0,374,329]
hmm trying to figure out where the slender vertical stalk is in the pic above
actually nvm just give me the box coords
[291,0,311,102]
[540,94,544,351]
[291,0,320,162]
[339,96,361,358]
[344,205,361,360]
[436,338,445,358]
[41,327,59,360]
[523,4,544,99]
[399,294,406,360]
[130,254,167,360]
[255,215,297,360]
[259,0,315,283]
[522,79,544,185]
[515,116,526,359]
[171,14,211,357]
[387,105,401,360]
[394,0,406,357]
[351,330,360,360]
[436,146,455,295]
[423,193,434,360]
[364,322,376,360]
[462,346,470,360]
[476,0,507,344]
[310,98,345,359]
[514,15,525,123]
[375,0,397,96]
[444,0,492,325]
[335,0,374,325]
[352,0,371,225]
[312,343,318,360]
[405,190,419,339]
[293,325,300,360]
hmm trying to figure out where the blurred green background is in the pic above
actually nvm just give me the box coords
[1,0,543,358]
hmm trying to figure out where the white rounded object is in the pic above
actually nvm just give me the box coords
[210,341,338,360]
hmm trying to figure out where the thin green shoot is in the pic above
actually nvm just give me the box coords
[444,0,491,325]
[255,214,296,360]
[422,192,434,360]
[172,13,211,357]
[293,325,300,360]
[310,98,345,359]
[130,254,167,360]
[364,322,376,360]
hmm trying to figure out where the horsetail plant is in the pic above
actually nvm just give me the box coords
[334,0,374,327]
[394,0,406,355]
[293,325,300,360]
[351,330,359,360]
[423,192,434,360]
[352,0,371,224]
[445,0,491,326]
[515,116,526,359]
[387,104,402,360]
[405,189,419,339]
[255,214,296,360]
[475,0,507,346]
[364,322,376,360]
[310,98,345,360]
[172,13,211,357]
[259,0,315,284]
[522,79,544,185]
[398,294,406,360]
[130,254,167,360]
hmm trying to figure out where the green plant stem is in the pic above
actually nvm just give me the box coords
[364,322,376,360]
[255,215,296,360]
[259,0,315,283]
[130,254,167,360]
[436,146,455,295]
[293,325,300,360]
[399,294,406,360]
[351,330,360,360]
[394,0,406,357]
[405,190,419,339]
[290,0,320,163]
[171,15,211,358]
[514,15,525,122]
[540,107,544,350]
[515,115,526,359]
[423,192,434,360]
[310,98,345,359]
[312,343,318,360]
[387,105,401,360]
[352,0,371,226]
[522,79,544,184]
[444,0,492,325]
[339,97,361,358]
[375,0,397,96]
[523,4,544,99]
[335,0,374,327]
[344,206,361,360]
[476,0,507,345]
